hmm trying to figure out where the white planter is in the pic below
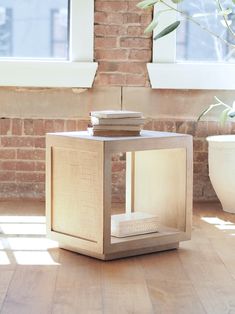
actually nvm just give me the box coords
[207,135,235,213]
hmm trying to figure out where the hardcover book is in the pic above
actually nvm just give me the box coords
[90,110,143,119]
[91,116,145,126]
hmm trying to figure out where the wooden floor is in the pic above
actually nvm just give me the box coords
[0,201,234,314]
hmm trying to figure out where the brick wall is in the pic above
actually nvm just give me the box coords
[0,118,88,199]
[1,116,234,201]
[0,0,234,202]
[94,0,152,87]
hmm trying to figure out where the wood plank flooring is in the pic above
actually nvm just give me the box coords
[0,200,234,314]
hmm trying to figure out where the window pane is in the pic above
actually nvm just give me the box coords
[0,0,69,59]
[176,0,235,62]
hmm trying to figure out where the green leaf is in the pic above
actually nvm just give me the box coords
[197,103,225,121]
[144,19,158,33]
[171,0,184,3]
[137,0,158,9]
[219,108,230,126]
[153,21,180,40]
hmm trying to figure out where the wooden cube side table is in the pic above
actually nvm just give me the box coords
[46,130,193,260]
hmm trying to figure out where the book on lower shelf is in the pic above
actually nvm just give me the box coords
[111,212,159,238]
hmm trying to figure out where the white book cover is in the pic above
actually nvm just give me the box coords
[111,212,159,237]
[92,124,142,131]
[90,110,143,119]
[91,116,145,126]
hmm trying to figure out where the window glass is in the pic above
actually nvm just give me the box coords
[0,0,69,59]
[176,0,235,62]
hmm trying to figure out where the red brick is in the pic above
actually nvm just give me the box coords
[112,161,125,172]
[24,119,34,135]
[16,161,35,171]
[1,161,16,171]
[95,49,128,61]
[176,121,187,133]
[1,137,35,147]
[194,152,208,163]
[129,49,151,61]
[0,119,11,135]
[143,120,153,130]
[0,171,15,181]
[127,26,151,37]
[95,25,126,37]
[95,12,124,24]
[33,119,45,136]
[44,120,54,133]
[207,121,220,136]
[164,121,176,133]
[16,183,45,200]
[185,121,196,136]
[53,120,64,132]
[99,62,119,72]
[17,149,45,160]
[193,162,208,174]
[117,62,146,74]
[120,37,151,49]
[12,119,23,135]
[153,121,165,131]
[35,162,45,172]
[65,120,77,132]
[123,13,140,24]
[34,137,45,148]
[77,120,89,131]
[95,37,118,49]
[128,1,145,13]
[0,183,17,198]
[193,139,205,152]
[140,14,153,25]
[195,121,208,137]
[16,172,45,183]
[95,2,128,12]
[0,149,16,159]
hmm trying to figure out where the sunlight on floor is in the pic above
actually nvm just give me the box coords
[201,216,235,234]
[13,251,59,265]
[0,214,59,266]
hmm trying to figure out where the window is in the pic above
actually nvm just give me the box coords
[0,8,12,56]
[51,8,69,58]
[147,0,235,90]
[0,0,97,88]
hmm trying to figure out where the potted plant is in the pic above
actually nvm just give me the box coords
[138,0,235,213]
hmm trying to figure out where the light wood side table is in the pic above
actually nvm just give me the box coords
[46,130,193,260]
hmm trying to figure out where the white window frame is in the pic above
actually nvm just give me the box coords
[147,1,235,90]
[0,0,97,88]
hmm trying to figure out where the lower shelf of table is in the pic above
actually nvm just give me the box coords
[111,225,182,245]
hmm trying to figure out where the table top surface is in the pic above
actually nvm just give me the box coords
[47,130,191,142]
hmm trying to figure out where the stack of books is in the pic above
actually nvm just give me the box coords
[88,110,145,137]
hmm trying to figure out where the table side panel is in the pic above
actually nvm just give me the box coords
[46,135,104,254]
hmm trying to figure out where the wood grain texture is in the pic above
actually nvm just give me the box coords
[0,201,235,313]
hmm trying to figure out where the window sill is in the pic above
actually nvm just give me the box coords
[147,63,235,90]
[0,60,98,88]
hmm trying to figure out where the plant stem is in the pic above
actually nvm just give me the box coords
[160,0,235,49]
[216,0,235,38]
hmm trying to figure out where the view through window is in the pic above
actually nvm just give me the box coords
[0,0,69,59]
[176,0,235,62]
